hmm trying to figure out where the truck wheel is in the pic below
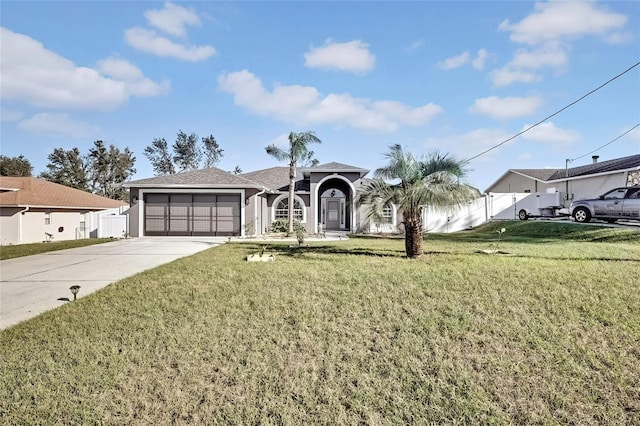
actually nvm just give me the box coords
[573,207,591,223]
[518,209,529,220]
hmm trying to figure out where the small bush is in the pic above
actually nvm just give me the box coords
[270,219,305,234]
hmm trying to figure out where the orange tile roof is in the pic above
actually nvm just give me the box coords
[0,177,126,210]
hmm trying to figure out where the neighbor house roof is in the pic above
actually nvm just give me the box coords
[0,177,126,209]
[124,167,264,188]
[510,154,640,181]
[486,154,640,192]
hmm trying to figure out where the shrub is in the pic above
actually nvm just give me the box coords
[270,219,305,234]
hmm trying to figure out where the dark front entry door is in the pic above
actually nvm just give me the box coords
[326,199,340,230]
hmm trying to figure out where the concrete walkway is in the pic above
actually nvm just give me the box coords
[0,237,225,330]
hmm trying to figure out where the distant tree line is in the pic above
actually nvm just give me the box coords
[2,131,241,199]
[1,141,136,202]
[144,131,224,175]
[0,155,33,177]
[39,141,136,201]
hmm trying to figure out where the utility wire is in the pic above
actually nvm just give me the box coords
[569,123,640,163]
[464,60,640,162]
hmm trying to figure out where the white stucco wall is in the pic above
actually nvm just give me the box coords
[566,174,628,201]
[43,211,83,242]
[0,208,21,245]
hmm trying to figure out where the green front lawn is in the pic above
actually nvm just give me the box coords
[0,238,114,260]
[1,222,639,424]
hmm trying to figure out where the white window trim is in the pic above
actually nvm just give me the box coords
[271,194,307,223]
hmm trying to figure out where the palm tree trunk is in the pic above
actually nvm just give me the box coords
[404,212,423,258]
[288,161,296,236]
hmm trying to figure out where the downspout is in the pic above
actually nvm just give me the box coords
[18,206,30,243]
[253,188,268,236]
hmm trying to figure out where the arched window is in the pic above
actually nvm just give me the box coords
[274,197,304,222]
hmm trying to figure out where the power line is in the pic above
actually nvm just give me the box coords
[569,123,640,163]
[464,60,640,162]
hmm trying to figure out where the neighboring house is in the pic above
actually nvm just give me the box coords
[485,154,640,204]
[124,162,392,238]
[0,177,127,245]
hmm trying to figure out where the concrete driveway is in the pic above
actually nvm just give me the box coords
[0,237,226,330]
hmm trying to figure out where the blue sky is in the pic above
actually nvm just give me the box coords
[1,1,639,191]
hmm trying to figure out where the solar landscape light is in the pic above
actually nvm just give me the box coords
[69,285,81,301]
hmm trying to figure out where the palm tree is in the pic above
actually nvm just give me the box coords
[265,131,321,235]
[357,144,478,258]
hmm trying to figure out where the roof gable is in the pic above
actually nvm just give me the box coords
[240,167,309,192]
[0,177,125,209]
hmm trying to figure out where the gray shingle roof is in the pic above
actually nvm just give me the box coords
[309,162,369,172]
[513,154,640,182]
[511,169,560,181]
[240,167,309,192]
[125,167,262,187]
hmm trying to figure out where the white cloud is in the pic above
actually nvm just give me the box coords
[97,57,170,96]
[144,1,201,37]
[439,49,488,70]
[520,122,580,145]
[437,51,470,70]
[125,27,215,62]
[1,108,23,122]
[17,113,99,138]
[517,152,533,161]
[605,31,634,44]
[492,2,630,87]
[404,40,424,53]
[472,49,488,70]
[510,44,568,70]
[424,128,512,160]
[218,70,443,132]
[489,67,541,87]
[469,96,543,120]
[304,39,375,74]
[499,1,628,45]
[438,52,469,70]
[0,27,165,111]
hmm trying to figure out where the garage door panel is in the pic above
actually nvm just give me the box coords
[216,195,240,235]
[144,193,240,236]
[144,194,169,235]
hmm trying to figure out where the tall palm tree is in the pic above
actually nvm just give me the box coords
[357,144,478,258]
[265,131,321,235]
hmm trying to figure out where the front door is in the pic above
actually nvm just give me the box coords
[326,199,340,230]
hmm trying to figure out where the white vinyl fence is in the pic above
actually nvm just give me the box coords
[422,193,539,233]
[98,214,128,238]
[82,206,129,239]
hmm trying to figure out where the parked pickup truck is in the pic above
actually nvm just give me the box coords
[570,186,640,223]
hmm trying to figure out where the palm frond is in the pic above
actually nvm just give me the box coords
[265,145,290,162]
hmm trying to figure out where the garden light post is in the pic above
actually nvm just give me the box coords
[70,285,80,301]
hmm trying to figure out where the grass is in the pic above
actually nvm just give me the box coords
[1,221,639,424]
[0,238,114,260]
